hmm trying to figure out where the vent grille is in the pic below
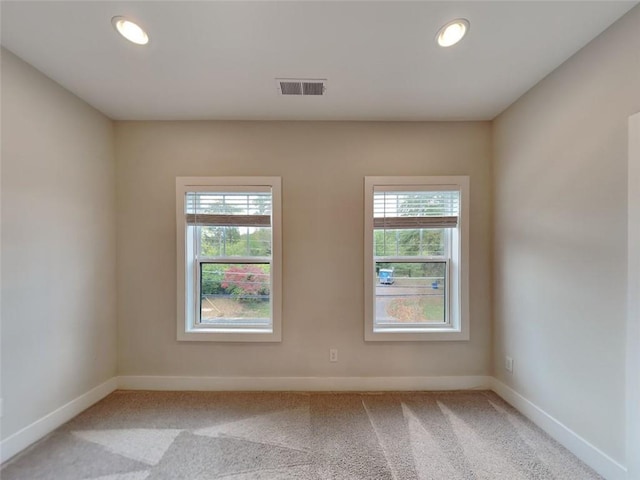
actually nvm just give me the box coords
[302,82,324,95]
[280,82,303,95]
[277,78,327,96]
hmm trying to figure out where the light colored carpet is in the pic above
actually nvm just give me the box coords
[1,390,602,479]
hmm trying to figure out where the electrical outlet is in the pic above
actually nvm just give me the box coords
[329,348,338,362]
[505,356,514,373]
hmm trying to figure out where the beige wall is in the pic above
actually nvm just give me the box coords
[115,121,492,378]
[0,49,117,439]
[492,5,640,465]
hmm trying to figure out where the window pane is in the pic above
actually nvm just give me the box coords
[247,227,272,256]
[200,226,271,258]
[374,228,444,257]
[200,263,270,325]
[375,262,446,324]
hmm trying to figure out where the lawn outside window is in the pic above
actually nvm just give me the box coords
[176,177,282,342]
[364,176,469,341]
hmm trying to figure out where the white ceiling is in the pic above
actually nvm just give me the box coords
[1,1,637,121]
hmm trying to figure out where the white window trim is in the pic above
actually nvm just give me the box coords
[364,176,469,341]
[176,177,282,342]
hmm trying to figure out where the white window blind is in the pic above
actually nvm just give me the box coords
[373,188,460,230]
[185,190,272,227]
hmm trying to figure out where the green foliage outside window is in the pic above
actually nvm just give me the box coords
[200,227,271,257]
[374,228,444,257]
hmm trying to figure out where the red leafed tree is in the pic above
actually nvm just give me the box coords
[222,265,269,300]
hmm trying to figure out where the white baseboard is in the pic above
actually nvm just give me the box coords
[117,375,491,392]
[490,378,627,480]
[0,377,118,464]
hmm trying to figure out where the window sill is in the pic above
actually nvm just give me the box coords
[178,328,281,342]
[365,327,468,342]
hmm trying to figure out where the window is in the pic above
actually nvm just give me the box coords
[364,176,469,341]
[176,177,281,341]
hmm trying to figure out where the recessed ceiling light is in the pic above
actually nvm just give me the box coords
[436,18,469,48]
[111,16,149,45]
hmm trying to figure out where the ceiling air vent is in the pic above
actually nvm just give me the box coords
[276,78,327,96]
